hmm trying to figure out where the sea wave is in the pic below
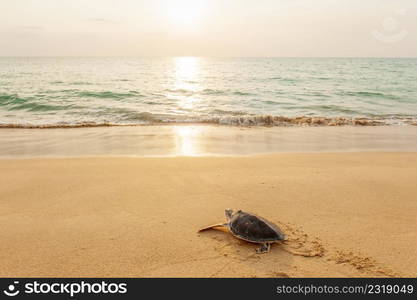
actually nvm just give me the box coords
[341,91,400,100]
[0,94,26,105]
[76,90,143,99]
[1,114,416,129]
[0,93,82,112]
[9,102,76,112]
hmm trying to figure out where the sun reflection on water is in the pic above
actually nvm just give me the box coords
[168,59,203,155]
[170,57,202,111]
[174,57,199,82]
[174,126,201,156]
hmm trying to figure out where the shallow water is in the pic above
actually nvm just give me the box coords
[1,57,417,126]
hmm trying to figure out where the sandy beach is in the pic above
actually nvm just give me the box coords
[1,152,416,277]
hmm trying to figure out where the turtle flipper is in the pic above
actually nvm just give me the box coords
[198,223,228,232]
[256,243,271,254]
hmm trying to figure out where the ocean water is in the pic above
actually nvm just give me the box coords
[0,57,416,127]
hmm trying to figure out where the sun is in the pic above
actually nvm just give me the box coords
[163,0,208,27]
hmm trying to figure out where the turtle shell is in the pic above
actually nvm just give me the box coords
[229,211,285,243]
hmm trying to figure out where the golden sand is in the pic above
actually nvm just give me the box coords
[0,153,416,277]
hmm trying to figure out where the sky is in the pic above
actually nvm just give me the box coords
[0,0,416,57]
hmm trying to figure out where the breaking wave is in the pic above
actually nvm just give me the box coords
[1,114,416,129]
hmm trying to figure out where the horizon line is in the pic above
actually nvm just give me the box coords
[1,56,417,59]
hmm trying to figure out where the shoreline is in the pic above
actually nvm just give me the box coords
[1,125,417,158]
[1,153,416,277]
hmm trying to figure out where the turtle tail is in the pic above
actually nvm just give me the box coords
[198,223,228,232]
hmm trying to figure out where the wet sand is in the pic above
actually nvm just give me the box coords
[1,125,417,158]
[1,153,416,277]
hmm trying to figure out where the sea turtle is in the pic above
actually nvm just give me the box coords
[199,209,286,254]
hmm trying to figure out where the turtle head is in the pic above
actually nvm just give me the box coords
[225,209,234,220]
[225,209,242,220]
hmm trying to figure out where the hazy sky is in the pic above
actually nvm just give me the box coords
[0,0,416,57]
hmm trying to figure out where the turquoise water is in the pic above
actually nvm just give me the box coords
[0,57,416,126]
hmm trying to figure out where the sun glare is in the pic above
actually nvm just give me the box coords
[163,0,207,27]
[170,57,202,110]
[174,126,201,156]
